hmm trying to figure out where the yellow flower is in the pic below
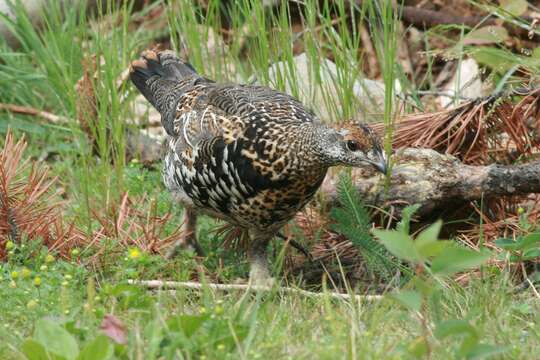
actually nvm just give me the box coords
[214,305,224,315]
[71,248,80,257]
[21,267,31,279]
[128,248,141,260]
[5,241,14,250]
[40,265,48,271]
[45,254,55,263]
[26,300,38,309]
[11,271,19,279]
[33,277,42,287]
[9,280,16,288]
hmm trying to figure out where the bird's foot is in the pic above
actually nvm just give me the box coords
[248,262,275,287]
[165,237,204,259]
[249,275,276,288]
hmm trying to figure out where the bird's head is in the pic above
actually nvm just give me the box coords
[315,122,388,174]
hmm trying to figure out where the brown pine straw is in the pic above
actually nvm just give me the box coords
[85,192,183,268]
[0,131,84,259]
[372,88,540,165]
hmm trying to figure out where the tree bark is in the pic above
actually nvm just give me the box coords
[322,148,540,216]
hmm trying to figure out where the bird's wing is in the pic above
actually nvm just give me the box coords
[171,83,317,156]
[205,84,316,123]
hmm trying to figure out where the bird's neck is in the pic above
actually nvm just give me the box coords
[304,123,343,166]
[268,122,327,173]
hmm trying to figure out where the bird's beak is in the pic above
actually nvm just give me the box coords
[369,149,388,175]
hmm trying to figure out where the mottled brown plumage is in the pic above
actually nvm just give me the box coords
[130,50,387,283]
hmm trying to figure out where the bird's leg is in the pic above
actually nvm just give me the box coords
[166,207,204,259]
[247,230,274,286]
[275,232,313,261]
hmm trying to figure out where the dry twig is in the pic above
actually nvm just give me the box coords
[128,279,382,301]
[0,103,70,124]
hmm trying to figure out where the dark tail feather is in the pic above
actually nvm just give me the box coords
[129,50,199,135]
[129,50,198,110]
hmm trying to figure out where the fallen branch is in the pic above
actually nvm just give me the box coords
[0,103,70,124]
[399,5,538,41]
[128,279,382,301]
[323,148,540,216]
[401,7,499,29]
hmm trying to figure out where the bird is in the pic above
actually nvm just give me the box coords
[129,49,387,284]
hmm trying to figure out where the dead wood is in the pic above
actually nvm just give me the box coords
[399,6,538,41]
[322,148,540,217]
[401,7,502,29]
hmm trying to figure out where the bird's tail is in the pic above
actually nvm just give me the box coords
[130,50,199,134]
[130,49,198,109]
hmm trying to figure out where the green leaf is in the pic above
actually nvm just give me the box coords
[416,220,442,245]
[390,290,422,311]
[372,229,421,263]
[509,254,522,262]
[499,0,528,17]
[466,343,509,359]
[520,231,540,251]
[495,232,540,253]
[78,335,113,360]
[111,284,153,310]
[34,318,79,360]
[21,339,52,360]
[167,314,207,338]
[464,26,508,45]
[396,204,421,234]
[431,248,491,275]
[523,248,540,260]
[416,221,451,257]
[407,336,429,358]
[471,47,517,73]
[410,277,439,297]
[418,240,453,258]
[435,319,477,339]
[494,238,519,250]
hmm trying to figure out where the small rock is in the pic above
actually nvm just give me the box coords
[438,58,486,108]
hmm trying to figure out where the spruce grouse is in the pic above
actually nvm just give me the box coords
[130,50,387,284]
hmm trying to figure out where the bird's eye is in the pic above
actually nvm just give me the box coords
[346,140,359,151]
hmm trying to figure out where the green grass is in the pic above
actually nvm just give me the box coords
[1,0,540,358]
[0,255,538,359]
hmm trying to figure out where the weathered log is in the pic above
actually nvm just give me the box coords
[322,148,540,216]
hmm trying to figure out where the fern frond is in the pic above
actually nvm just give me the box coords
[330,172,400,279]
